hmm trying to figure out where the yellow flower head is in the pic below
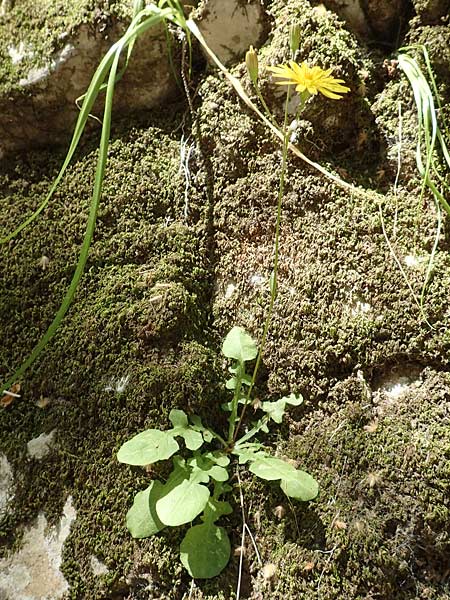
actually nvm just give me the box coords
[268,61,350,100]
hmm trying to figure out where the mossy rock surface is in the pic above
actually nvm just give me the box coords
[1,0,450,598]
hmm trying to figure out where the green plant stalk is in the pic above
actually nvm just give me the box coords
[227,366,243,444]
[233,89,291,443]
[253,82,280,129]
[235,415,269,446]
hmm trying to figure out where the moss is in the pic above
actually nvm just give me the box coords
[257,369,450,599]
[0,109,221,594]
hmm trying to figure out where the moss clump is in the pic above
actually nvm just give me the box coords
[249,369,450,599]
[0,109,222,595]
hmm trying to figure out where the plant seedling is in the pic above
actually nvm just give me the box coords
[118,326,318,579]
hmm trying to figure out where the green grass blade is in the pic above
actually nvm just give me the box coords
[398,48,450,215]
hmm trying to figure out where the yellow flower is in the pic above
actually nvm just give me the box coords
[268,61,350,100]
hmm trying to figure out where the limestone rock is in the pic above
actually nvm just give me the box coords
[0,9,180,157]
[27,429,57,460]
[322,0,410,41]
[0,454,14,520]
[0,497,76,600]
[194,0,268,65]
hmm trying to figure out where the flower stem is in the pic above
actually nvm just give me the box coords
[233,88,291,443]
[228,366,243,444]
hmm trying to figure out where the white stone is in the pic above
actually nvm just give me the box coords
[0,496,76,600]
[27,430,57,460]
[196,0,266,65]
[350,300,372,316]
[104,375,130,394]
[382,377,413,399]
[249,273,265,286]
[404,254,427,269]
[19,43,75,87]
[90,555,108,577]
[8,42,34,65]
[225,283,236,299]
[0,454,14,520]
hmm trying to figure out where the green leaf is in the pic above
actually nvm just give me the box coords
[222,395,247,412]
[203,451,230,467]
[261,393,303,424]
[169,408,188,428]
[282,392,304,406]
[156,478,210,526]
[155,459,209,526]
[126,481,165,538]
[203,497,233,523]
[222,326,258,363]
[208,465,229,482]
[225,377,237,390]
[226,373,252,389]
[280,470,319,501]
[117,429,179,465]
[187,454,229,483]
[189,415,214,443]
[249,456,297,480]
[203,430,213,443]
[180,523,231,578]
[233,444,266,465]
[169,409,204,451]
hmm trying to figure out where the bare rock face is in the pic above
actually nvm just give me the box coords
[0,17,179,158]
[365,0,408,40]
[320,0,371,36]
[194,0,268,65]
[0,496,76,600]
[322,0,410,41]
[0,454,14,520]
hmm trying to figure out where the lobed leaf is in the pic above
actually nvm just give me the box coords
[202,497,233,523]
[188,454,228,483]
[261,393,303,424]
[233,444,266,465]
